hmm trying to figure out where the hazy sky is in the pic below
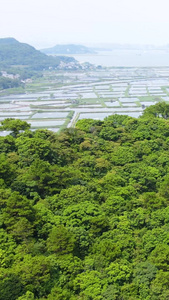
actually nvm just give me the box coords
[1,0,169,48]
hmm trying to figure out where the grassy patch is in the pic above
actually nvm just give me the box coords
[0,86,25,96]
[99,98,107,107]
[124,84,131,97]
[138,96,157,102]
[135,101,142,107]
[161,86,169,96]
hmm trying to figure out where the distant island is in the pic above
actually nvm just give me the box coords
[40,44,97,55]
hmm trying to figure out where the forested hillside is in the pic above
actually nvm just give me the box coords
[1,103,169,299]
[0,38,76,71]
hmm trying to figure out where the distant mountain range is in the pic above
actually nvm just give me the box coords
[41,44,96,55]
[0,38,76,71]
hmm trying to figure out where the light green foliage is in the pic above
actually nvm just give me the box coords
[142,101,169,119]
[17,291,35,300]
[106,260,132,284]
[76,118,102,133]
[73,270,105,300]
[1,118,30,137]
[62,201,109,236]
[15,136,53,166]
[47,185,95,211]
[13,255,52,297]
[99,126,120,141]
[0,229,16,267]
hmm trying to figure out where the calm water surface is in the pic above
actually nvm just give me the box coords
[65,50,169,67]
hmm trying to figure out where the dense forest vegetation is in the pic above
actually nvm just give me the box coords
[1,102,169,299]
[0,76,22,89]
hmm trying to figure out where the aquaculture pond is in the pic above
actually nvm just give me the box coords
[1,67,169,131]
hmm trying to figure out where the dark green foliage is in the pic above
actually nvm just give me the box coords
[0,135,16,154]
[0,77,22,89]
[0,272,23,300]
[47,225,75,255]
[2,107,169,299]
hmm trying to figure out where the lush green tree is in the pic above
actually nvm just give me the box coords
[17,291,35,300]
[0,154,15,187]
[0,191,35,241]
[1,119,30,137]
[0,269,23,300]
[15,136,53,166]
[142,102,169,119]
[76,118,102,133]
[13,255,53,297]
[0,135,16,154]
[47,225,75,256]
[73,270,105,300]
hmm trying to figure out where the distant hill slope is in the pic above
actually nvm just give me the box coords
[0,38,76,71]
[41,44,96,55]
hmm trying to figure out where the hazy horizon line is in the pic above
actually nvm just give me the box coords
[1,37,169,50]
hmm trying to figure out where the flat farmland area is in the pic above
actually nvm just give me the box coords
[1,67,169,133]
